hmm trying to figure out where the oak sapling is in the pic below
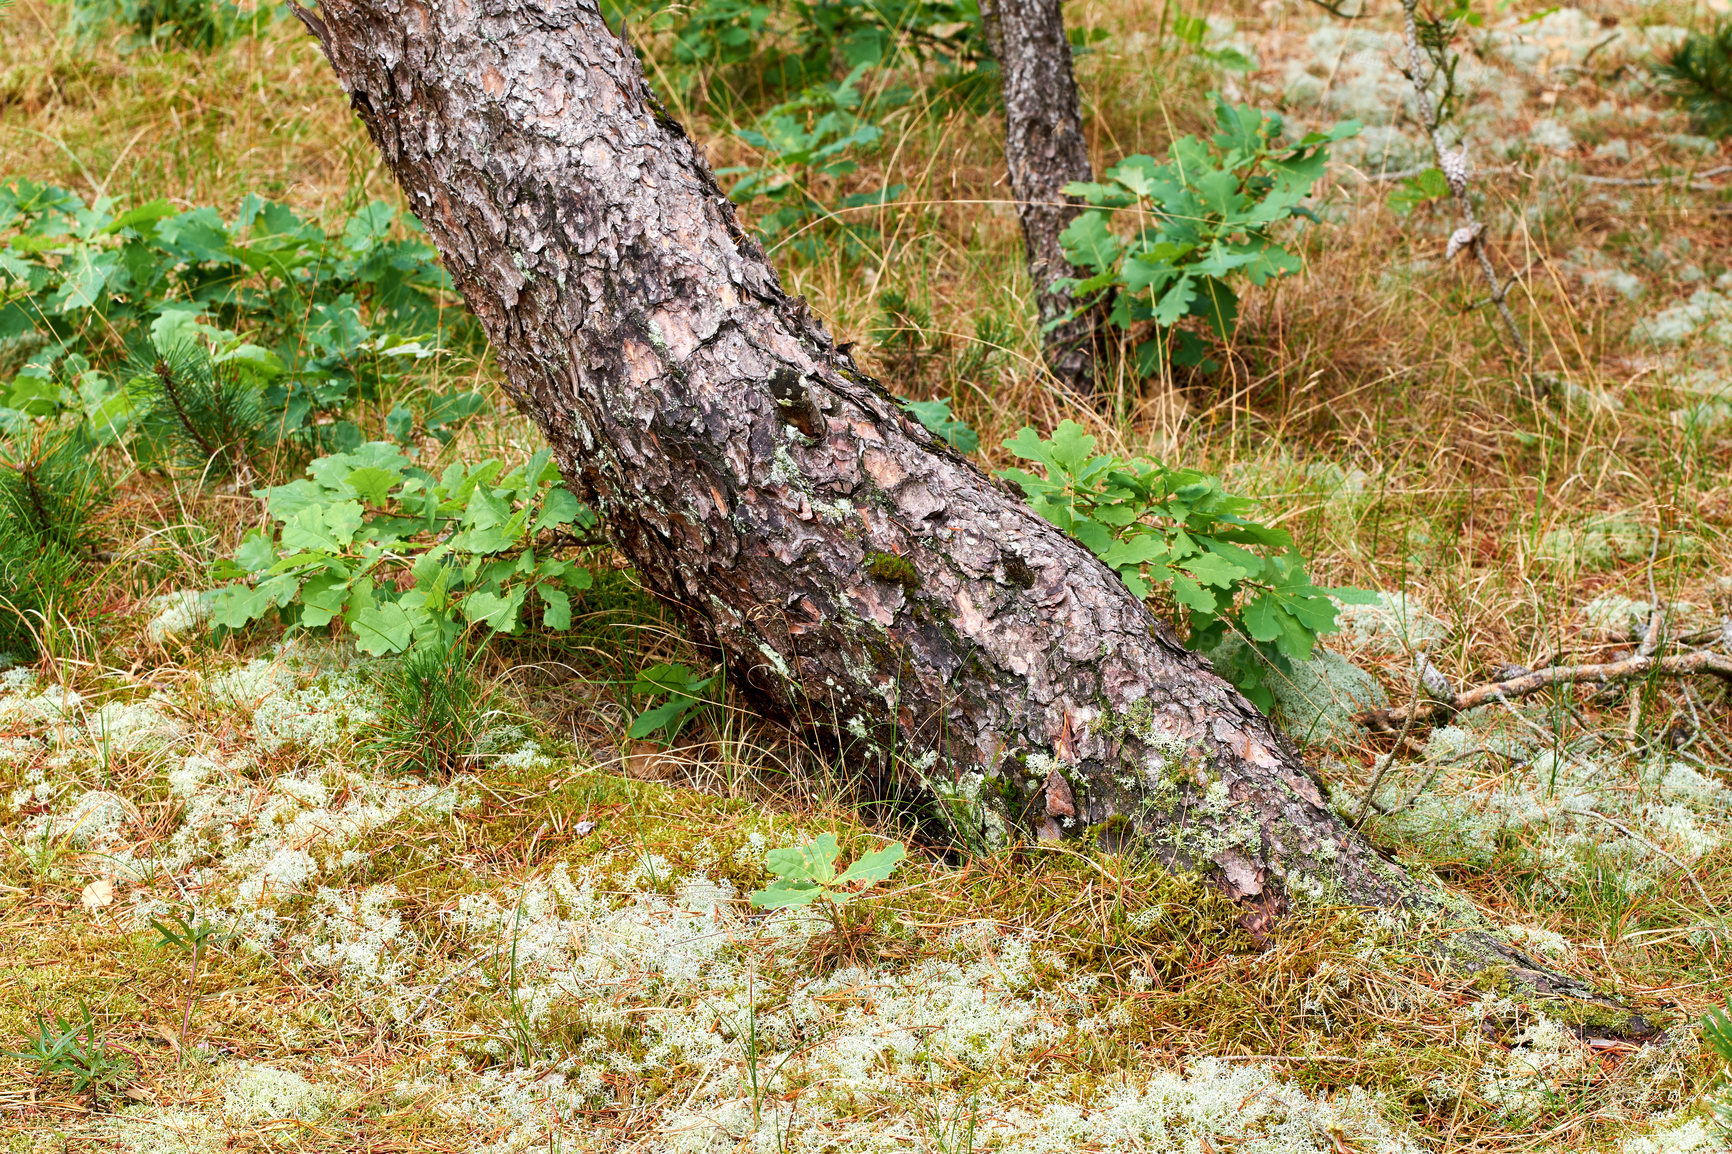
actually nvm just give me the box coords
[999,420,1373,711]
[1054,96,1358,378]
[750,834,906,959]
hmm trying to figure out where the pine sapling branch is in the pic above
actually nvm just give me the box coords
[153,357,222,464]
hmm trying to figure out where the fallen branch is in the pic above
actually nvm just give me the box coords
[1573,164,1731,190]
[1355,649,1732,732]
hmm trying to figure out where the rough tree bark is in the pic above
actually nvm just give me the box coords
[978,0,1102,392]
[296,0,1644,1024]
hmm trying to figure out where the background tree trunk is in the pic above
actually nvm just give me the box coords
[296,0,1640,1020]
[979,0,1102,393]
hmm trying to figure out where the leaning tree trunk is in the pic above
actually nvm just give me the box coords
[979,0,1102,393]
[296,0,1642,1023]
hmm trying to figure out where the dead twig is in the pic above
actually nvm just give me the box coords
[1354,649,1732,732]
[1572,164,1732,189]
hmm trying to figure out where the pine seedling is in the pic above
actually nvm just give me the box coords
[0,426,107,657]
[0,424,106,550]
[1658,19,1732,140]
[366,637,492,778]
[132,340,267,482]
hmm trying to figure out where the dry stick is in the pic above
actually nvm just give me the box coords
[1368,747,1492,817]
[1575,165,1732,189]
[1354,670,1427,829]
[1396,0,1529,360]
[1354,648,1732,732]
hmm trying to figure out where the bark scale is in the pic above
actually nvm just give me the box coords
[295,0,1643,1023]
[979,0,1101,392]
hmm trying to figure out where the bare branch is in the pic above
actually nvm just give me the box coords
[1355,649,1732,732]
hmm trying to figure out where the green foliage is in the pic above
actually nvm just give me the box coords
[151,910,229,956]
[1658,18,1732,140]
[873,289,935,376]
[999,420,1371,710]
[901,398,978,453]
[367,637,492,778]
[0,182,479,456]
[0,425,106,551]
[1705,1000,1732,1135]
[0,425,108,657]
[1385,167,1449,216]
[3,1003,131,1097]
[628,661,718,745]
[1170,13,1252,71]
[722,65,905,259]
[204,444,595,654]
[72,0,272,51]
[747,832,905,910]
[627,0,988,104]
[1057,97,1357,376]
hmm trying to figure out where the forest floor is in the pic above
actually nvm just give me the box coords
[1,0,1730,1149]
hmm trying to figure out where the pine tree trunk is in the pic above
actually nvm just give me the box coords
[978,0,1100,392]
[296,0,1643,1026]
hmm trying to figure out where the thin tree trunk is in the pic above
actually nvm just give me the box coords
[979,0,1101,392]
[296,0,1643,1027]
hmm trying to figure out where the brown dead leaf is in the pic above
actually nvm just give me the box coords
[80,877,115,912]
[622,741,678,781]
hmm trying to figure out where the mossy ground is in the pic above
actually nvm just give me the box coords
[1,0,1731,1148]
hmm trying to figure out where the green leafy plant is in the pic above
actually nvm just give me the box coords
[1658,18,1732,140]
[204,443,595,654]
[999,420,1371,710]
[748,832,905,915]
[630,0,988,106]
[3,1003,131,1097]
[367,637,493,777]
[1385,167,1449,216]
[628,661,718,745]
[902,398,978,453]
[1705,1000,1732,1135]
[722,65,904,260]
[72,0,271,50]
[1056,97,1358,376]
[749,834,905,966]
[1169,13,1252,71]
[151,910,229,1057]
[0,183,476,454]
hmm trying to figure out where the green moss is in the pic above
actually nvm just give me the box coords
[1470,965,1514,995]
[1092,813,1135,850]
[1539,999,1636,1034]
[865,551,921,590]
